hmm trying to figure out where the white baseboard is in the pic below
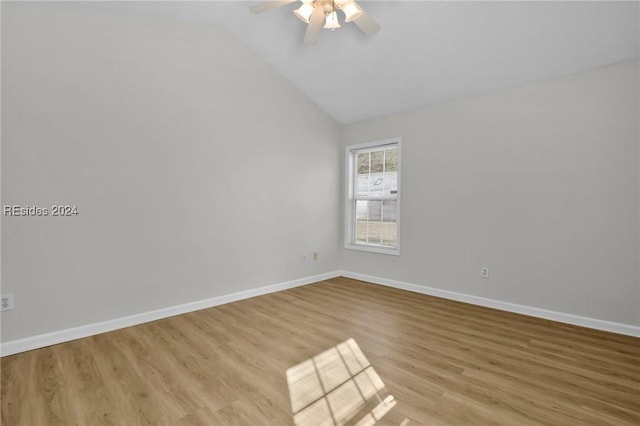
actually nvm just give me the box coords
[338,271,640,338]
[0,271,340,357]
[3,270,637,356]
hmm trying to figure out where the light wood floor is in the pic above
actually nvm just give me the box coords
[1,277,639,425]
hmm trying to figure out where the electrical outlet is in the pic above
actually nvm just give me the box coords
[1,294,14,311]
[313,251,319,261]
[481,267,489,279]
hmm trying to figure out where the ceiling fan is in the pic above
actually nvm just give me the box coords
[250,0,381,45]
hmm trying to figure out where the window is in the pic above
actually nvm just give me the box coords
[345,138,400,255]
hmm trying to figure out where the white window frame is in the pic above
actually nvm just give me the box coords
[344,138,401,255]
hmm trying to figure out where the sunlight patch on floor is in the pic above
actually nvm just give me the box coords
[286,338,403,426]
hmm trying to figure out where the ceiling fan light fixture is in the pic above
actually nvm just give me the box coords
[249,0,380,43]
[338,1,364,22]
[323,10,341,29]
[293,1,314,23]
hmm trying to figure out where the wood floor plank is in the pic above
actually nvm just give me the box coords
[2,277,639,425]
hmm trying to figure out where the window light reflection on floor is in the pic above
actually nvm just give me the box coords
[286,338,403,426]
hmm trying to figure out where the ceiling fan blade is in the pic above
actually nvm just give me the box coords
[249,0,297,14]
[304,6,325,45]
[353,12,381,36]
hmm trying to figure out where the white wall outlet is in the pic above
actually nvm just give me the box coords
[481,267,489,279]
[301,253,308,263]
[313,251,319,261]
[1,294,14,311]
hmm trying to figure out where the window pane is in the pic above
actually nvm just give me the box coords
[382,200,396,222]
[356,152,371,197]
[381,200,397,246]
[357,152,369,175]
[367,221,382,245]
[371,150,384,173]
[356,174,371,197]
[384,148,398,172]
[355,200,368,221]
[381,171,397,197]
[381,222,396,246]
[366,200,382,222]
[355,221,367,243]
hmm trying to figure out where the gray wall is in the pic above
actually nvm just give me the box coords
[1,4,340,342]
[2,4,638,345]
[340,61,640,326]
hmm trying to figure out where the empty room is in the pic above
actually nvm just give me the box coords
[1,1,639,425]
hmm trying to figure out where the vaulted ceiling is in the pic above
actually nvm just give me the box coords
[62,1,639,123]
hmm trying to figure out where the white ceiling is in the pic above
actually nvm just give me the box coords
[60,1,639,123]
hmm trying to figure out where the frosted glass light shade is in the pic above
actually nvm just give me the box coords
[324,11,341,29]
[293,1,314,23]
[340,1,364,22]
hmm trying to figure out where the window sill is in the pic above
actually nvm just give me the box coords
[344,243,400,256]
